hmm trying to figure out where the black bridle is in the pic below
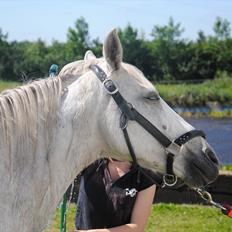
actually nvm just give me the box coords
[90,64,205,187]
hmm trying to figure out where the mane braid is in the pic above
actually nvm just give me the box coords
[0,77,62,176]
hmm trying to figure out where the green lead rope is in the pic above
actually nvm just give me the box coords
[48,64,67,232]
[60,193,67,232]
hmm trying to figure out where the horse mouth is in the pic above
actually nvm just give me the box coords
[173,159,219,188]
[182,162,218,187]
[191,163,213,186]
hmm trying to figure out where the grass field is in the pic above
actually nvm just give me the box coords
[1,79,232,119]
[1,78,232,108]
[156,78,232,107]
[0,80,19,93]
[45,203,232,232]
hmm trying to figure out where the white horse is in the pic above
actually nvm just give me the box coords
[0,30,219,232]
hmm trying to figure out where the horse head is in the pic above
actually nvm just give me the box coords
[60,29,219,188]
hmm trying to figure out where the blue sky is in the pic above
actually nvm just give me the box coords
[0,0,232,44]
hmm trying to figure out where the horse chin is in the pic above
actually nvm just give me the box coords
[178,170,216,188]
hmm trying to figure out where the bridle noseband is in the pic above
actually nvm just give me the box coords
[90,64,205,187]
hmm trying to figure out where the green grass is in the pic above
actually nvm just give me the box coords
[45,204,76,232]
[156,78,232,107]
[1,78,232,109]
[221,165,232,172]
[146,204,232,232]
[45,203,232,232]
[180,110,232,118]
[0,80,19,93]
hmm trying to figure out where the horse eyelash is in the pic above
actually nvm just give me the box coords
[145,94,160,101]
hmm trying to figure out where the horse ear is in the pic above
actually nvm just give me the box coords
[84,50,96,61]
[103,29,123,71]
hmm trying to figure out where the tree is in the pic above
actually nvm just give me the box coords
[151,17,184,43]
[16,39,48,80]
[0,28,13,80]
[197,30,206,43]
[66,17,90,60]
[118,24,155,79]
[0,28,8,41]
[1,17,232,82]
[90,38,102,58]
[45,40,68,70]
[118,25,140,64]
[213,17,231,40]
[150,18,185,80]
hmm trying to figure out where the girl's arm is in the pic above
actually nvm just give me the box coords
[76,184,156,232]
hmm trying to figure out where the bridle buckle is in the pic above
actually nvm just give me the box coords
[102,78,119,95]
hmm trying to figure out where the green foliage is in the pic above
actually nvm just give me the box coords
[1,17,232,82]
[44,203,231,232]
[149,17,187,81]
[66,17,90,60]
[156,78,232,107]
[0,80,19,92]
[118,24,154,77]
[1,79,232,109]
[0,29,13,80]
[213,17,231,40]
[151,17,184,42]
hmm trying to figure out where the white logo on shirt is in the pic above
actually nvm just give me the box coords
[125,188,138,197]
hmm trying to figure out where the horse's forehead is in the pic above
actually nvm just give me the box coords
[122,64,155,90]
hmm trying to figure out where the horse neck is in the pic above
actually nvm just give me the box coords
[47,79,106,206]
[0,75,106,231]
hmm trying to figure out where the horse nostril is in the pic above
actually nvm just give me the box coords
[205,148,219,165]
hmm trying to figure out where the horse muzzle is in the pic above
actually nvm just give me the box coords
[173,143,219,188]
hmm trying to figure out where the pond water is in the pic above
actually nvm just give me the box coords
[186,118,232,165]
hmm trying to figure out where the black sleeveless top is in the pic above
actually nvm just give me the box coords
[75,159,158,229]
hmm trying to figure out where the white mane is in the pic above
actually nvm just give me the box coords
[0,77,63,231]
[0,78,61,164]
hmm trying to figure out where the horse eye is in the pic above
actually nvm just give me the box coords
[145,94,160,101]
